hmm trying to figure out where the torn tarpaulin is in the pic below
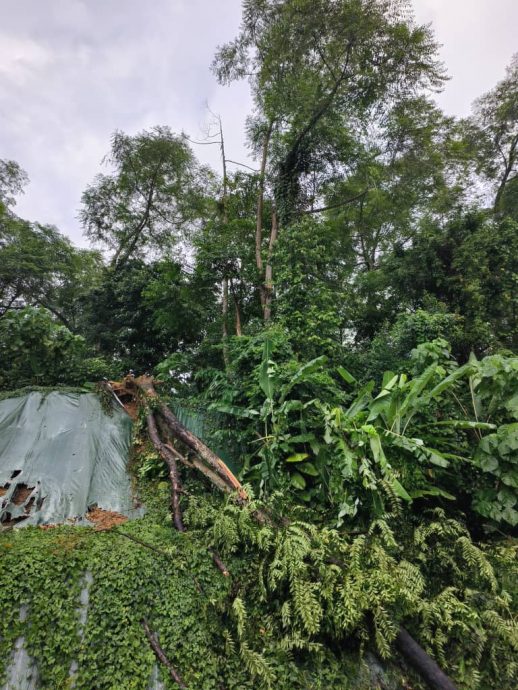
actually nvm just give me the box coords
[0,391,139,526]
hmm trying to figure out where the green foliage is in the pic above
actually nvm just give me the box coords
[0,307,87,389]
[186,492,517,689]
[80,127,212,270]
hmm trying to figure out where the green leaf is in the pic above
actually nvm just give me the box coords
[428,363,473,398]
[208,403,259,419]
[410,487,456,500]
[430,420,496,430]
[286,452,310,463]
[259,338,275,400]
[337,366,357,385]
[388,476,412,501]
[298,462,319,476]
[346,381,375,418]
[280,355,328,402]
[290,472,306,489]
[425,448,450,468]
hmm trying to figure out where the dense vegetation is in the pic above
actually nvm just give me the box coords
[0,1,517,688]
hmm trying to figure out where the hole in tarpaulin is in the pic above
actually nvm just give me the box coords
[12,484,35,506]
[11,470,22,479]
[1,511,29,526]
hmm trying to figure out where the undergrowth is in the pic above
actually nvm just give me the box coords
[0,443,516,689]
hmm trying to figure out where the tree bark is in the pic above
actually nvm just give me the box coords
[256,120,274,285]
[222,278,230,368]
[230,281,242,336]
[146,412,185,532]
[395,626,458,690]
[134,376,248,501]
[263,207,279,322]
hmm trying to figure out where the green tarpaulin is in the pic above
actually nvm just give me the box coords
[0,391,137,526]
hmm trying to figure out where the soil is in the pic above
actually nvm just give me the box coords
[87,507,128,531]
[0,485,8,497]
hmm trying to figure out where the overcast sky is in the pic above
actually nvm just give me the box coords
[1,0,516,246]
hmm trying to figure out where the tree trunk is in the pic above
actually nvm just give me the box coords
[134,376,247,501]
[395,626,458,690]
[256,120,274,289]
[263,207,279,322]
[222,277,230,368]
[146,412,185,532]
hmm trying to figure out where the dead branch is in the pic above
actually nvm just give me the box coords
[142,619,187,689]
[209,547,230,577]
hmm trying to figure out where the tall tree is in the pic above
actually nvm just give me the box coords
[80,127,212,269]
[0,160,102,328]
[213,0,446,317]
[468,54,518,213]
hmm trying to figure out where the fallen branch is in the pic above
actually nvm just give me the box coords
[142,618,187,689]
[134,376,248,501]
[146,413,185,532]
[209,547,230,577]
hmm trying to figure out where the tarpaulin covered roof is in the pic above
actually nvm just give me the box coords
[0,391,136,526]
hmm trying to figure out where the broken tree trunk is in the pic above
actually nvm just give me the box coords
[146,412,185,532]
[134,376,247,501]
[164,443,233,495]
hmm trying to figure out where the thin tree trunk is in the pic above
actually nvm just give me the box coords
[146,413,185,532]
[222,277,230,368]
[494,134,518,213]
[263,207,279,322]
[230,281,242,336]
[256,121,274,283]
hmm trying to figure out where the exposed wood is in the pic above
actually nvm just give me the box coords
[395,626,458,690]
[164,443,233,495]
[133,376,248,502]
[141,618,187,689]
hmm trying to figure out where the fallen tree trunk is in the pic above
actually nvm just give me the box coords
[164,442,233,495]
[396,626,458,690]
[125,375,458,690]
[146,412,185,532]
[134,375,247,501]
